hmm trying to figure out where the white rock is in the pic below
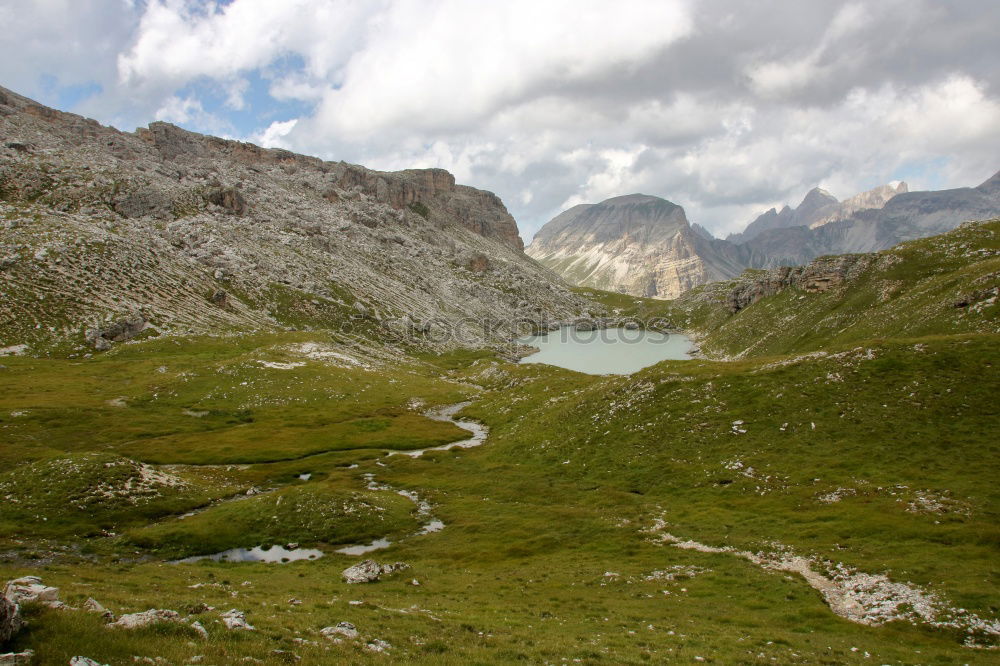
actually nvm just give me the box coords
[220,608,255,631]
[70,658,108,666]
[109,609,181,629]
[190,620,208,640]
[342,560,409,584]
[83,597,115,622]
[4,576,60,605]
[320,621,359,640]
[0,651,33,666]
[365,639,391,653]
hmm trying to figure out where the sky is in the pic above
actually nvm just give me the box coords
[2,0,999,241]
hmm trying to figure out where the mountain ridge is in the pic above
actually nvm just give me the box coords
[530,172,999,298]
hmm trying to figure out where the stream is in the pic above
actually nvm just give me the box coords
[173,402,487,563]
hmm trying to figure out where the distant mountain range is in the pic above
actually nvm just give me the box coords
[527,173,1000,298]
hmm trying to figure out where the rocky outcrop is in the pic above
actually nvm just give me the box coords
[342,559,410,584]
[85,312,147,350]
[725,254,873,313]
[3,576,60,606]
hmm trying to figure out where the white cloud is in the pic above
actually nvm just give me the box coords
[253,118,299,149]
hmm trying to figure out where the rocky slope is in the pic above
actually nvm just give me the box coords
[526,194,754,299]
[0,86,590,356]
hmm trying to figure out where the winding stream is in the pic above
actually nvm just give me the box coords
[173,402,487,563]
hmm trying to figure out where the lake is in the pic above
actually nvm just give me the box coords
[518,327,694,375]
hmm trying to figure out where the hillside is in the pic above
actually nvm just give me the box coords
[0,86,590,357]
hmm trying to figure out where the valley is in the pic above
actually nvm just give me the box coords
[0,85,998,664]
[2,219,998,663]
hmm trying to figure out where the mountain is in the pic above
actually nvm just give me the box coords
[726,182,909,244]
[0,85,590,355]
[744,172,1000,266]
[525,194,750,299]
[726,187,838,243]
[534,176,998,298]
[809,181,908,228]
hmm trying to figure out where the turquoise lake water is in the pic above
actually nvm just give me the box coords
[518,327,694,375]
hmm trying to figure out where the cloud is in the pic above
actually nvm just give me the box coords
[3,0,999,241]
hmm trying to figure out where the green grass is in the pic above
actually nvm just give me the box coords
[1,223,999,663]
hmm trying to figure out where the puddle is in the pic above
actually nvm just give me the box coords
[173,545,324,564]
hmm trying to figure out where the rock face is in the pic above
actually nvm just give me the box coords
[527,194,750,299]
[0,84,587,354]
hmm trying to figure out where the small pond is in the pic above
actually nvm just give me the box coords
[518,327,694,375]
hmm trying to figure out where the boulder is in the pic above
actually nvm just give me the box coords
[85,312,147,349]
[219,608,254,631]
[109,609,181,630]
[0,595,20,644]
[190,620,208,640]
[341,560,410,584]
[320,621,359,640]
[4,576,59,605]
[0,651,33,666]
[70,658,108,666]
[82,597,115,623]
[364,639,392,653]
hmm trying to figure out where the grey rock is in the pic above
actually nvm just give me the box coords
[4,576,60,605]
[70,658,108,666]
[219,608,254,631]
[0,83,592,354]
[320,621,359,640]
[364,639,392,653]
[0,651,33,666]
[82,597,115,623]
[342,560,410,584]
[109,609,181,629]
